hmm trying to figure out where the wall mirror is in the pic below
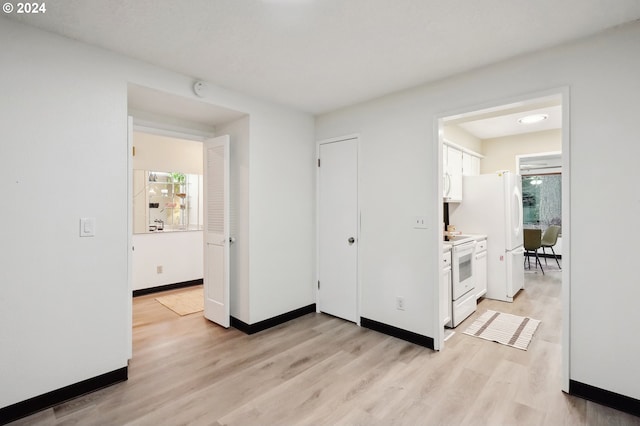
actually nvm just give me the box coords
[133,170,203,234]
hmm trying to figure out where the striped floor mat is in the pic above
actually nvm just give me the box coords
[463,310,541,350]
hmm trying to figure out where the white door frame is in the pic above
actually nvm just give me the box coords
[126,116,133,360]
[516,151,562,176]
[316,134,361,325]
[433,87,571,392]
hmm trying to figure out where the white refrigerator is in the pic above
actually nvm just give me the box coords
[449,171,525,302]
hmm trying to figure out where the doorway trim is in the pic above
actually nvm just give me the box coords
[516,151,562,176]
[433,86,571,391]
[316,134,361,325]
[127,116,133,360]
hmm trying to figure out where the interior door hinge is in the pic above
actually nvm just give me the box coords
[317,280,320,289]
[317,158,320,167]
[132,146,136,157]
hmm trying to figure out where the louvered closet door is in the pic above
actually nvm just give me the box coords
[203,135,230,327]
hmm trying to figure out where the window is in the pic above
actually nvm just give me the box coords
[522,174,561,231]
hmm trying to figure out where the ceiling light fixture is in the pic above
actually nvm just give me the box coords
[518,114,548,125]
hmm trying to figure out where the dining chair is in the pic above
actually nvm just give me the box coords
[523,228,544,274]
[541,225,561,269]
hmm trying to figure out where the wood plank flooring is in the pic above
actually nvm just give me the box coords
[9,270,640,425]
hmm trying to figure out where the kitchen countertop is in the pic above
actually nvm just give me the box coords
[443,234,486,253]
[446,233,487,243]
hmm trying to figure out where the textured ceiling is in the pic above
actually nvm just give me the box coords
[6,1,640,114]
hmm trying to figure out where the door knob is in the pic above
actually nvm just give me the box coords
[348,237,355,245]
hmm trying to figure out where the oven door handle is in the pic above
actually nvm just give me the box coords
[454,243,476,258]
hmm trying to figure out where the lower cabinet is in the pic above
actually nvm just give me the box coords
[475,239,488,300]
[441,250,452,327]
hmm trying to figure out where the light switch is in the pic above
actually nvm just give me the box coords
[80,217,96,237]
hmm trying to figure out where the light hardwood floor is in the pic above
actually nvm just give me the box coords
[10,268,640,425]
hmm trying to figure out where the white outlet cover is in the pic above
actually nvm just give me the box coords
[413,216,428,229]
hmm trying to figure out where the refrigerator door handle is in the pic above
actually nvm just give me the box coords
[512,185,524,238]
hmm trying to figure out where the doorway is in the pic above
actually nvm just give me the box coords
[317,135,359,323]
[436,89,570,391]
[126,83,248,358]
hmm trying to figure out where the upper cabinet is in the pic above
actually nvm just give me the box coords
[443,145,463,202]
[443,141,483,203]
[462,152,481,176]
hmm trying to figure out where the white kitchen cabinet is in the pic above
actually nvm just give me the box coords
[444,142,482,202]
[441,249,452,327]
[462,152,481,176]
[443,145,463,202]
[475,239,487,300]
[442,146,449,198]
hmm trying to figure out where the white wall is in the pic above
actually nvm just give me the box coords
[481,129,562,173]
[443,125,483,153]
[132,232,203,291]
[0,18,315,409]
[206,110,317,326]
[132,131,204,174]
[0,21,129,408]
[249,111,316,323]
[316,22,640,399]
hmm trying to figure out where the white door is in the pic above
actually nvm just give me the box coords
[203,135,230,328]
[318,137,358,323]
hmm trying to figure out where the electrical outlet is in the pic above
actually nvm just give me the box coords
[413,216,427,229]
[396,296,405,311]
[156,265,163,274]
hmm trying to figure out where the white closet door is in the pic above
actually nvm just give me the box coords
[318,137,358,323]
[203,135,230,328]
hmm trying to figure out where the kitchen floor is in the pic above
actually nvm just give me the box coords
[10,263,640,425]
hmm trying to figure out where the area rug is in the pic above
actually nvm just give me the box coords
[155,287,204,316]
[463,310,540,350]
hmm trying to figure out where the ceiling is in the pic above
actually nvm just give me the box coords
[7,1,640,115]
[446,96,562,139]
[458,106,561,140]
[128,84,246,130]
